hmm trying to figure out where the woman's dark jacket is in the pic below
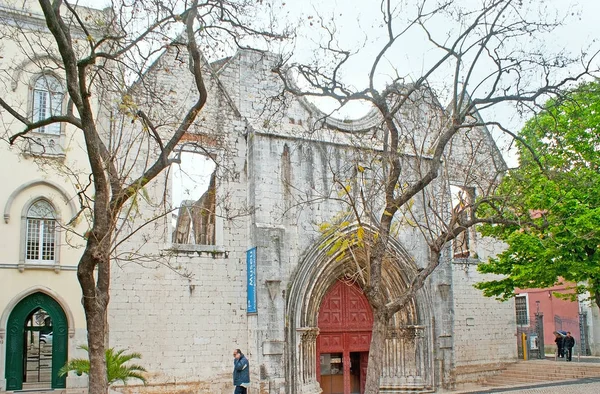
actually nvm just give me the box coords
[555,336,564,347]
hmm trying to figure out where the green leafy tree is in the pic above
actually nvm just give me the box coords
[476,81,600,308]
[59,346,147,386]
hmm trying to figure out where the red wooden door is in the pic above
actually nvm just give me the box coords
[317,281,373,394]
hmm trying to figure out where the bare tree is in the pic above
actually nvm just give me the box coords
[274,0,598,391]
[0,1,285,394]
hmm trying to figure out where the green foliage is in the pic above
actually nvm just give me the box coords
[320,220,359,259]
[317,212,374,267]
[59,345,147,386]
[476,81,600,305]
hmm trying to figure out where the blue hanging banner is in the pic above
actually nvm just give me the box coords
[247,247,257,314]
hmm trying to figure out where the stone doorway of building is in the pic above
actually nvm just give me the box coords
[5,292,68,390]
[317,280,373,394]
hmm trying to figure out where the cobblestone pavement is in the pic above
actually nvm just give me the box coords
[460,377,600,393]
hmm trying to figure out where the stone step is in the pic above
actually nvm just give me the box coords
[1,389,85,394]
[484,376,577,387]
[499,367,600,375]
[494,373,589,380]
[500,367,600,376]
[2,391,60,394]
[482,361,600,388]
[483,378,546,387]
[503,364,600,373]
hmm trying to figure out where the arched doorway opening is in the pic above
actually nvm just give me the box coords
[5,292,68,390]
[317,280,373,394]
[286,223,434,393]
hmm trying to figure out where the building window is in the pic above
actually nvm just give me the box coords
[26,200,57,263]
[515,294,529,326]
[32,74,63,135]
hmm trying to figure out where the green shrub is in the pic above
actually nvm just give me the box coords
[59,345,147,386]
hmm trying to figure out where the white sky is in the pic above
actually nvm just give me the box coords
[76,0,600,167]
[171,152,215,209]
[275,0,600,166]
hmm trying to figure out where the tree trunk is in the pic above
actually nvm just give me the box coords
[78,247,110,394]
[364,309,388,394]
[85,300,108,394]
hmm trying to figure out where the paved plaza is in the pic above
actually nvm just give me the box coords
[456,377,600,393]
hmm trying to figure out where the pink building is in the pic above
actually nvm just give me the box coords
[515,283,582,351]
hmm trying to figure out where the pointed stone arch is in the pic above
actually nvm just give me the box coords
[0,286,76,340]
[3,291,69,390]
[3,179,77,224]
[285,223,434,393]
[10,55,62,92]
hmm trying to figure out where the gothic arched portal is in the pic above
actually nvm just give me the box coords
[286,223,434,394]
[5,292,68,390]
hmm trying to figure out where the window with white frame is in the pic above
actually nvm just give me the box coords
[26,200,57,263]
[32,74,64,134]
[515,294,529,326]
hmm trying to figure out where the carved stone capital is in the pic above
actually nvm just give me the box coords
[387,325,426,340]
[298,327,319,342]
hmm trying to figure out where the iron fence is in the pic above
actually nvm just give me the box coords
[516,313,545,360]
[553,313,591,357]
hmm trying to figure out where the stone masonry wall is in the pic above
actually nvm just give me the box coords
[109,45,253,393]
[451,260,517,384]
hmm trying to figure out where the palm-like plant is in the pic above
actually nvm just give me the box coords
[59,345,147,386]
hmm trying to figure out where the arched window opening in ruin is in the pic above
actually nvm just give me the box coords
[171,150,217,245]
[450,185,475,258]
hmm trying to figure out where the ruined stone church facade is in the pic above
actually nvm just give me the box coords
[0,3,516,389]
[0,6,516,386]
[107,48,517,394]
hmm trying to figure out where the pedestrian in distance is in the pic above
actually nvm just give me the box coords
[233,348,250,394]
[564,332,576,362]
[554,331,565,358]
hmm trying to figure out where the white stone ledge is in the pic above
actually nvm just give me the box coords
[164,244,228,257]
[0,263,77,271]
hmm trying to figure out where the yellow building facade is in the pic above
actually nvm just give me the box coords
[0,1,106,391]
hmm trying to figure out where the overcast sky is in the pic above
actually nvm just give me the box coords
[75,0,599,165]
[280,0,599,164]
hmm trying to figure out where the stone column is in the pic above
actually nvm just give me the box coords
[380,326,430,391]
[297,327,321,394]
